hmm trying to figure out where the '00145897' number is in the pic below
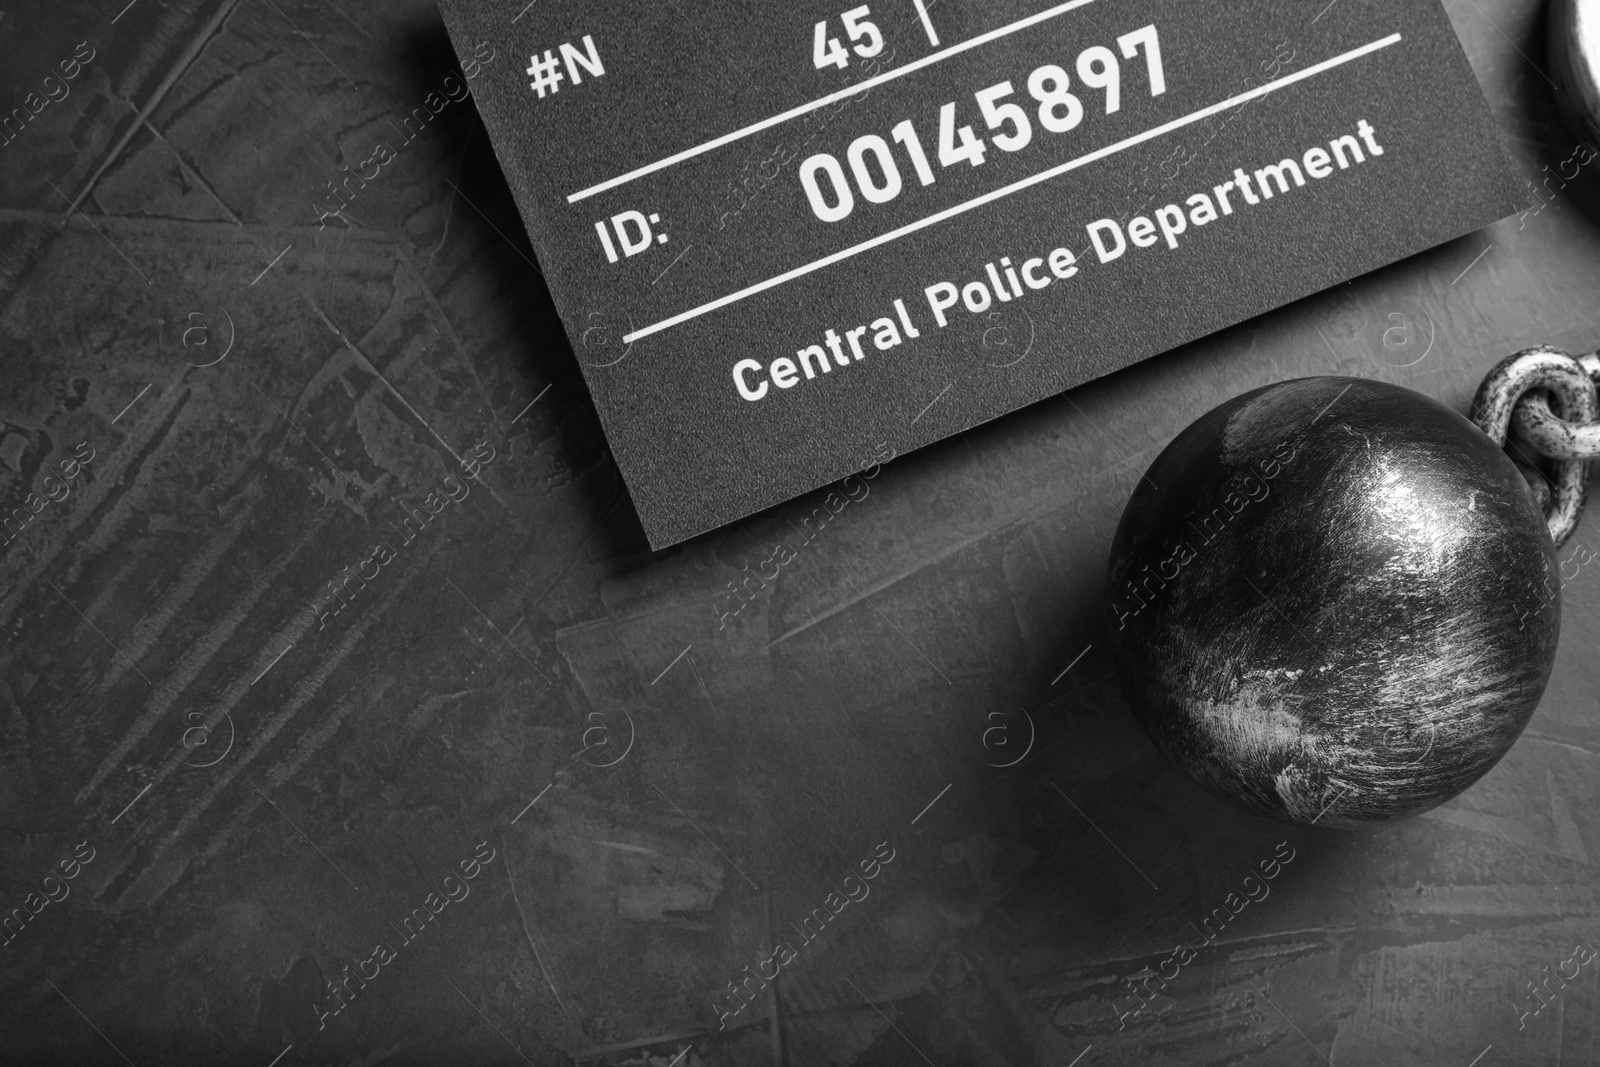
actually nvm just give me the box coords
[798,24,1166,223]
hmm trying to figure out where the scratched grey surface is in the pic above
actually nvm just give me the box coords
[2,1,1600,1066]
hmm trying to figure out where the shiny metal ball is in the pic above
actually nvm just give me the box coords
[1105,377,1559,826]
[1550,0,1600,149]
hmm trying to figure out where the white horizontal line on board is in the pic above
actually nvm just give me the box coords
[565,0,1102,203]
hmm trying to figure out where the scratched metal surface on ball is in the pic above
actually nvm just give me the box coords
[1107,377,1560,826]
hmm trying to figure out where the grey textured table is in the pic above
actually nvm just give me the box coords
[2,1,1598,1065]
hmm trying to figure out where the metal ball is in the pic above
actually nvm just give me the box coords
[1551,0,1600,147]
[1105,377,1559,826]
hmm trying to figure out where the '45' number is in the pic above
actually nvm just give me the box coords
[814,5,885,70]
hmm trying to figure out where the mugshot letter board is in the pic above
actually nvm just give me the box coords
[438,0,1522,549]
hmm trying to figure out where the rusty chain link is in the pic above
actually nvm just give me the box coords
[1472,346,1600,548]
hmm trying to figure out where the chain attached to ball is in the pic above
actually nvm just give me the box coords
[1472,346,1600,548]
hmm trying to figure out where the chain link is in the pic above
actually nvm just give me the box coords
[1471,346,1600,548]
